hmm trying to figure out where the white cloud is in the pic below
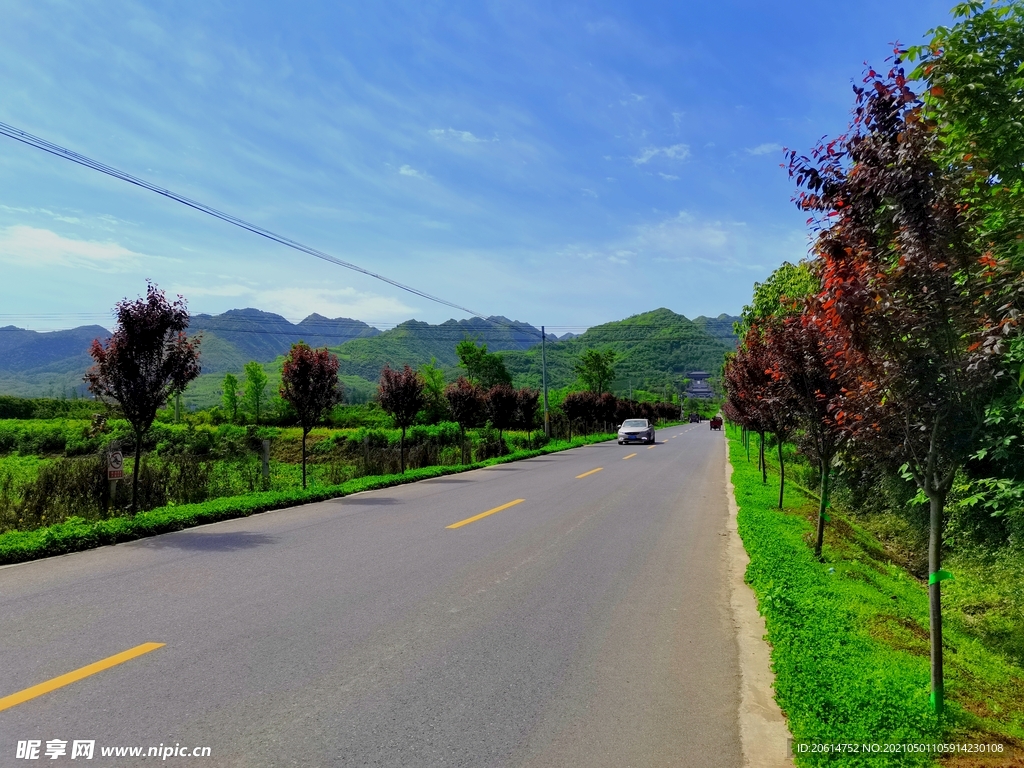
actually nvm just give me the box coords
[746,143,783,156]
[658,173,679,181]
[632,143,690,165]
[0,225,154,272]
[398,164,429,179]
[176,284,418,324]
[559,211,791,273]
[582,188,598,198]
[428,128,493,143]
[636,211,732,260]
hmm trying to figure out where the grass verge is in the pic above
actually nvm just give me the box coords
[728,426,1024,767]
[0,433,615,566]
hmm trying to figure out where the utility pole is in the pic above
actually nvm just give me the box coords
[541,326,550,437]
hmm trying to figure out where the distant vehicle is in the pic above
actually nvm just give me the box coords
[618,418,655,445]
[688,412,701,423]
[710,416,723,431]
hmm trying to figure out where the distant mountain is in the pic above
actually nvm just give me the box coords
[188,308,380,372]
[329,316,544,381]
[0,325,109,398]
[691,314,741,348]
[0,325,109,374]
[502,308,731,393]
[0,308,734,404]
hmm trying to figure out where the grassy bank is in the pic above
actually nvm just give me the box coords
[0,432,615,566]
[727,426,1024,767]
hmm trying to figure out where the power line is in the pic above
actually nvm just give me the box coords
[0,120,542,338]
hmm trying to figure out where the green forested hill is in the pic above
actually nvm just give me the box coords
[502,308,733,392]
[329,316,543,380]
[692,314,741,348]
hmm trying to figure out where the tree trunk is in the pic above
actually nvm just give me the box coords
[131,428,143,515]
[814,461,829,559]
[759,433,767,484]
[928,489,946,715]
[460,425,466,465]
[400,427,406,474]
[777,437,785,509]
[301,429,308,489]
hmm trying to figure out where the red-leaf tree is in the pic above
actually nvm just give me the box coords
[764,314,848,557]
[378,365,425,473]
[444,377,482,463]
[280,342,343,489]
[485,383,519,454]
[85,282,201,514]
[614,398,642,426]
[597,392,619,433]
[724,330,773,487]
[789,60,1021,714]
[727,325,799,507]
[561,391,597,439]
[515,388,540,448]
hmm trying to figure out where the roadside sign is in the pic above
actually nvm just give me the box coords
[107,450,124,480]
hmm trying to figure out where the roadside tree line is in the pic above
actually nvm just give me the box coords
[724,5,1024,717]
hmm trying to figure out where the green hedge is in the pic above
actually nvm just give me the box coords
[728,426,941,767]
[0,433,615,566]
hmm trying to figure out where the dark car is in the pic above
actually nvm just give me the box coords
[617,418,655,445]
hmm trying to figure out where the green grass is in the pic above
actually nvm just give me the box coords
[727,426,1024,766]
[0,432,617,566]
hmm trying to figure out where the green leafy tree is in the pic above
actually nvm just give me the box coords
[280,343,343,489]
[456,339,512,389]
[573,349,617,393]
[909,2,1024,194]
[84,282,201,514]
[418,357,448,424]
[735,261,817,338]
[221,372,240,422]
[243,361,268,425]
[378,365,425,473]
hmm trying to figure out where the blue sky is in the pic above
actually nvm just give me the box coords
[0,0,957,333]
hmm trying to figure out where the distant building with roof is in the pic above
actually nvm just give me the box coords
[685,371,715,399]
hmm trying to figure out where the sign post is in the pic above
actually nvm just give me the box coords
[107,445,123,510]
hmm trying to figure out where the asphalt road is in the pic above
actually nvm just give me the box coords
[0,424,741,767]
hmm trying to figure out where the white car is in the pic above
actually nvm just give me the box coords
[617,418,655,445]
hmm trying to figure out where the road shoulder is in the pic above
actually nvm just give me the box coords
[725,448,795,767]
